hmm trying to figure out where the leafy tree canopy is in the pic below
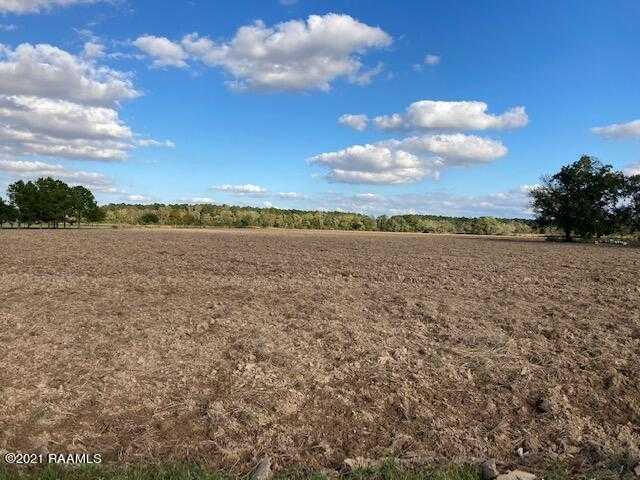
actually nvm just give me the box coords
[5,177,100,228]
[530,155,638,240]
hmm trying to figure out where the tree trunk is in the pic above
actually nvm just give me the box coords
[564,228,572,242]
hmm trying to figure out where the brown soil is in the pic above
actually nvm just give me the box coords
[1,228,639,472]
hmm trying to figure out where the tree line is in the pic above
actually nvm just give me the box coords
[100,203,535,235]
[2,156,639,240]
[0,177,103,228]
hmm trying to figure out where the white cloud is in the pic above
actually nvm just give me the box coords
[0,23,18,31]
[338,113,368,131]
[279,0,298,4]
[373,100,528,131]
[212,184,267,195]
[132,35,189,68]
[0,159,113,190]
[0,43,165,162]
[126,194,150,202]
[0,43,139,106]
[275,191,306,199]
[135,14,392,92]
[591,119,640,139]
[424,54,440,66]
[183,197,215,204]
[310,143,433,184]
[136,138,175,148]
[0,0,101,14]
[82,41,105,59]
[0,95,133,160]
[349,62,385,86]
[373,113,404,130]
[309,133,506,184]
[395,133,507,165]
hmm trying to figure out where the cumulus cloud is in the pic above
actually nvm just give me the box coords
[212,184,267,195]
[132,35,189,68]
[0,43,168,162]
[0,23,18,31]
[0,43,139,106]
[424,54,440,66]
[373,100,528,131]
[338,113,369,131]
[591,119,640,139]
[0,0,102,14]
[0,95,134,160]
[309,133,507,184]
[134,14,392,92]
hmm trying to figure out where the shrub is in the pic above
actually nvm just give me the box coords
[139,213,160,225]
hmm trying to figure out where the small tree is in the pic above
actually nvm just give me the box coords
[530,156,627,241]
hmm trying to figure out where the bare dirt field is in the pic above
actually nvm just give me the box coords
[1,228,639,474]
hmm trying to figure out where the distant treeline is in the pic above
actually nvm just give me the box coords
[101,203,536,235]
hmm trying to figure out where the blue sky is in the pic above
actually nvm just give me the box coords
[0,0,639,217]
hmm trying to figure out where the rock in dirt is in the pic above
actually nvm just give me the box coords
[480,458,500,479]
[496,470,536,480]
[633,463,640,477]
[252,457,272,480]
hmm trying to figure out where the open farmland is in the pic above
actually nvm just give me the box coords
[1,228,639,475]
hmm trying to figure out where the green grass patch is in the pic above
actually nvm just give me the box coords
[0,462,481,480]
[0,460,636,480]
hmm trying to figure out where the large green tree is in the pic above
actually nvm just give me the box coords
[530,156,628,241]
